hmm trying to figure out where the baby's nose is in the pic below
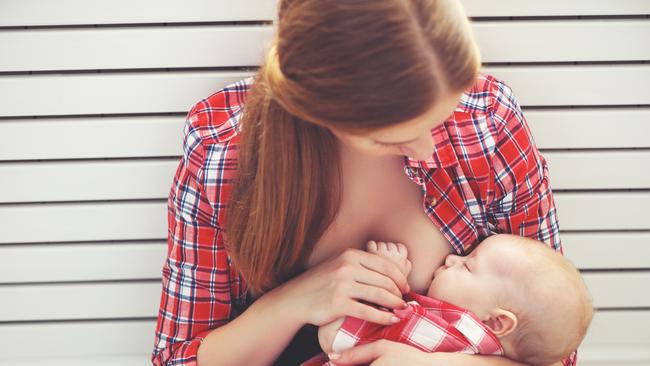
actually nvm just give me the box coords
[445,254,462,267]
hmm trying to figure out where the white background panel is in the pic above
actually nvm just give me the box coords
[1,66,649,117]
[1,20,648,72]
[1,108,648,161]
[0,202,167,244]
[0,233,647,284]
[0,152,648,203]
[2,0,649,27]
[0,0,279,26]
[0,273,645,321]
[0,193,646,244]
[562,232,650,270]
[526,108,650,149]
[0,116,184,160]
[0,242,167,283]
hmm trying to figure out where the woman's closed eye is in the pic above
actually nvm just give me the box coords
[374,141,401,148]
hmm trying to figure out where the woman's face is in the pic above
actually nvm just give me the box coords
[330,89,464,160]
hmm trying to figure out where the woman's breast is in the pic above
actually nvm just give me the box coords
[307,159,453,295]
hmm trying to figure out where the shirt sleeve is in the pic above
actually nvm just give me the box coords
[486,77,577,366]
[151,117,247,366]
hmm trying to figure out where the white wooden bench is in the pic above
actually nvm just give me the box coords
[0,1,649,365]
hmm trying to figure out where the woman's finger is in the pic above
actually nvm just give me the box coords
[354,250,410,294]
[353,264,403,297]
[350,281,406,311]
[329,340,388,365]
[345,299,401,326]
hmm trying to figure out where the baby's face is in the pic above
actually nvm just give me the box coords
[427,237,520,318]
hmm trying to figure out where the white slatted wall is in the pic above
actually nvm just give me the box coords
[0,1,649,365]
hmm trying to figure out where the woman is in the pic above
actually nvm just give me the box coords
[152,0,576,365]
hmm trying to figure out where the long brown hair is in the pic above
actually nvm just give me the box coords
[226,0,481,298]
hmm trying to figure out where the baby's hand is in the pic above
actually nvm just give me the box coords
[366,241,412,278]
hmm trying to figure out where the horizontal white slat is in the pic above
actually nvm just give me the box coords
[580,310,650,366]
[582,311,650,347]
[0,116,183,160]
[5,356,150,366]
[0,233,646,284]
[562,232,650,270]
[2,21,648,72]
[2,0,649,27]
[0,242,166,283]
[484,65,650,106]
[0,66,648,117]
[0,108,647,161]
[555,192,650,231]
[544,151,650,190]
[0,272,644,321]
[0,320,154,359]
[0,25,275,72]
[0,193,647,244]
[0,71,251,117]
[1,151,648,203]
[473,20,650,63]
[527,108,650,149]
[461,0,650,16]
[0,282,160,321]
[0,312,647,364]
[0,202,167,244]
[0,160,178,202]
[582,272,650,308]
[0,0,279,26]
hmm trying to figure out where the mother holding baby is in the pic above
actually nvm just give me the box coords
[152,0,577,365]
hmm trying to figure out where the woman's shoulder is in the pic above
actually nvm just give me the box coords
[184,76,256,147]
[456,72,519,117]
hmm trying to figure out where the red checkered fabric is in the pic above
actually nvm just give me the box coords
[151,73,577,366]
[300,292,504,366]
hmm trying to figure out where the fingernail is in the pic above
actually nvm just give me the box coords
[328,353,340,360]
[391,316,401,323]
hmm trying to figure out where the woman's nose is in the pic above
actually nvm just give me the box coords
[404,135,435,160]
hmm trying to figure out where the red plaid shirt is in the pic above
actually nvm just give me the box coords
[300,291,504,366]
[151,73,577,366]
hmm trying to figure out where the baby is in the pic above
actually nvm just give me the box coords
[309,234,594,366]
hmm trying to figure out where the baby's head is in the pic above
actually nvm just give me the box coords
[427,234,594,365]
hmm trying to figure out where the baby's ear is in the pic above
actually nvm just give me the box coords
[482,309,517,337]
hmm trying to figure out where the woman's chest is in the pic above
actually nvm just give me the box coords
[306,158,454,294]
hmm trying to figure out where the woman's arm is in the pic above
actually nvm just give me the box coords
[197,285,306,365]
[433,353,564,366]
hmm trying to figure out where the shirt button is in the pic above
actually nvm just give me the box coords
[425,195,437,206]
[406,167,418,176]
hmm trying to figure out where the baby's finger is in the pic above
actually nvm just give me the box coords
[356,251,410,293]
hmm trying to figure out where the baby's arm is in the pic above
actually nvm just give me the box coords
[316,241,412,353]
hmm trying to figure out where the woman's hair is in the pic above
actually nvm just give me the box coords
[225,0,482,298]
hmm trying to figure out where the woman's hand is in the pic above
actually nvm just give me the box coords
[327,339,435,365]
[278,248,411,327]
